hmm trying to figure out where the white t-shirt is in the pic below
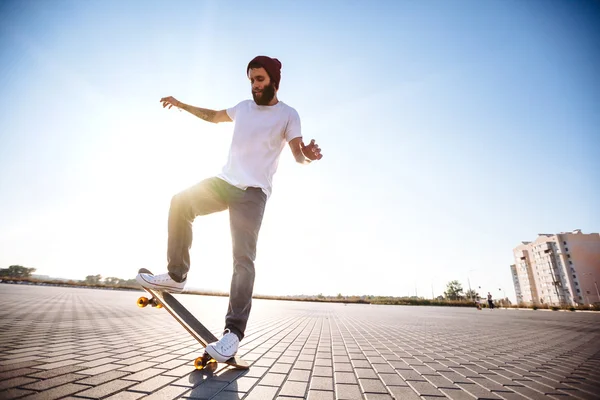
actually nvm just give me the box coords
[217,100,301,198]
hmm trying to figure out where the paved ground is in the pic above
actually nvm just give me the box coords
[1,285,599,400]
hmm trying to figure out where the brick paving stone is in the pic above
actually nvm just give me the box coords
[21,373,84,391]
[279,380,308,397]
[0,361,39,374]
[2,356,42,366]
[457,382,504,399]
[503,384,545,399]
[259,373,287,387]
[224,376,258,392]
[359,378,388,394]
[372,364,395,374]
[334,363,354,372]
[268,363,293,374]
[307,389,334,400]
[288,369,311,381]
[310,376,334,391]
[0,388,37,400]
[242,385,278,400]
[75,370,130,385]
[25,365,87,379]
[0,377,40,391]
[244,366,269,378]
[211,391,244,400]
[153,359,189,370]
[142,384,193,399]
[74,379,138,399]
[438,387,476,400]
[397,369,427,382]
[115,356,153,366]
[388,386,422,399]
[335,372,358,384]
[425,374,457,389]
[295,361,314,370]
[128,375,177,393]
[363,393,393,400]
[77,356,121,368]
[352,360,371,368]
[379,373,407,386]
[78,363,124,375]
[409,380,448,397]
[355,368,378,379]
[313,366,333,377]
[336,383,363,399]
[161,364,195,378]
[117,361,158,373]
[439,371,472,384]
[565,387,600,400]
[103,390,146,399]
[19,383,90,400]
[315,359,332,367]
[34,359,83,370]
[0,368,40,381]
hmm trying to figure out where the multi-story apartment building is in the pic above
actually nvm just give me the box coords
[511,230,600,306]
[509,264,524,304]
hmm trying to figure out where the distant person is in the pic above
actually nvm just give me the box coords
[136,55,323,363]
[487,292,494,309]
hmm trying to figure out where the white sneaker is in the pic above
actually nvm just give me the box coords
[205,329,240,362]
[136,272,186,293]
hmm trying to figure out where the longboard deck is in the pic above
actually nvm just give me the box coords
[137,268,249,369]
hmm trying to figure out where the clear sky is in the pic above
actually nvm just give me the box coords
[1,0,598,302]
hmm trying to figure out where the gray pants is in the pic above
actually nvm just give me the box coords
[167,177,267,341]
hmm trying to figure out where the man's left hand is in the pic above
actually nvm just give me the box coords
[301,139,323,161]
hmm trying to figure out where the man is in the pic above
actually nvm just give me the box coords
[136,56,322,363]
[487,292,494,309]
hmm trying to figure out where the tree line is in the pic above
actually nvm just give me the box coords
[1,265,137,287]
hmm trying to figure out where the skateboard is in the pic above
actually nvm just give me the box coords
[135,268,249,370]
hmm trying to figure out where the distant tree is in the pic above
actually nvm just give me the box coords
[444,280,464,300]
[102,277,138,286]
[104,277,120,285]
[84,275,102,284]
[0,265,36,278]
[498,297,512,308]
[337,293,343,299]
[464,289,479,301]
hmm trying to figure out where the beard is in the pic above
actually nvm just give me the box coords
[252,83,276,105]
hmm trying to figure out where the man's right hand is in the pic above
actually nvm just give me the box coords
[160,96,183,110]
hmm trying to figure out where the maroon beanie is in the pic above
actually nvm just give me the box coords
[247,55,282,89]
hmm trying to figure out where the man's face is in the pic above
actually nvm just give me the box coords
[249,67,276,105]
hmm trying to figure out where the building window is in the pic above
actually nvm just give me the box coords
[565,247,568,251]
[567,254,571,258]
[569,261,573,265]
[573,275,576,278]
[564,241,567,245]
[577,289,580,293]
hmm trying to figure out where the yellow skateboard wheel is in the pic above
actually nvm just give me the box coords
[137,297,149,308]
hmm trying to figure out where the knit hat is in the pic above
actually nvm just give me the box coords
[247,55,282,89]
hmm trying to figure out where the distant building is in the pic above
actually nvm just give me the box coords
[510,265,523,304]
[511,229,600,306]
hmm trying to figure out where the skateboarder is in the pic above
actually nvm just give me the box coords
[136,55,323,363]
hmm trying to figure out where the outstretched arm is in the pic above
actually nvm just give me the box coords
[160,96,231,123]
[289,137,323,164]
